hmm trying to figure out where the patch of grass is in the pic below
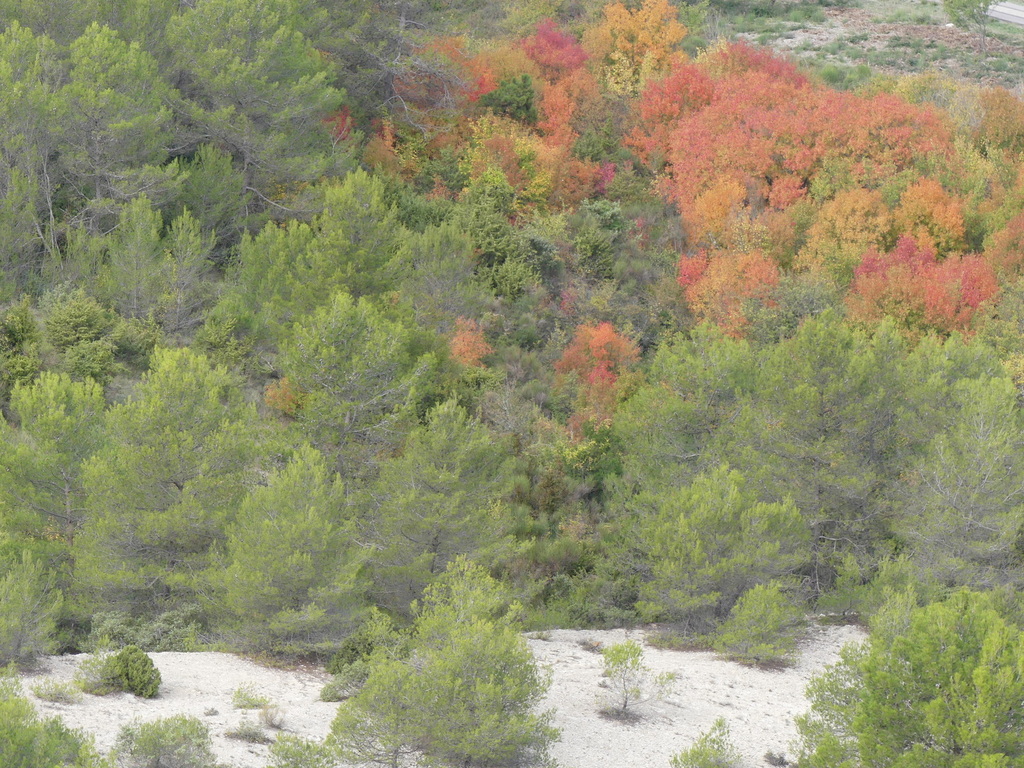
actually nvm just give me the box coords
[225,718,271,744]
[231,682,270,710]
[816,62,874,90]
[30,678,82,704]
[646,630,711,652]
[876,7,941,24]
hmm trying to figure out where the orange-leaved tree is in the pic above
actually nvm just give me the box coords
[679,248,780,337]
[893,177,967,257]
[555,322,639,433]
[795,187,894,286]
[661,46,952,234]
[627,58,714,169]
[450,317,493,367]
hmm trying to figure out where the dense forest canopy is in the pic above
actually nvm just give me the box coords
[5,0,1024,762]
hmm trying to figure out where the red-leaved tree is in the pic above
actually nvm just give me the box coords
[847,236,998,336]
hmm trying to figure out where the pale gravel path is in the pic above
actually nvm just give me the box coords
[21,623,865,768]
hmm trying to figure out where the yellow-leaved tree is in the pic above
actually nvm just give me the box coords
[583,0,687,96]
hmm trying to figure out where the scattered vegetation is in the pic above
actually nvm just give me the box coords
[599,640,676,719]
[0,678,100,768]
[259,704,287,730]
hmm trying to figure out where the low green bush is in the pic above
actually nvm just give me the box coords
[0,678,99,768]
[108,316,162,367]
[62,339,118,384]
[269,735,335,768]
[713,582,803,665]
[43,289,113,352]
[320,659,371,702]
[671,717,742,768]
[115,715,217,768]
[231,682,269,709]
[107,645,161,699]
[325,629,377,675]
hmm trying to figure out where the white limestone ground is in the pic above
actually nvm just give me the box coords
[527,624,865,768]
[20,623,865,768]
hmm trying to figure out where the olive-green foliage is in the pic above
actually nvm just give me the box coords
[74,347,263,617]
[794,642,866,768]
[487,256,541,299]
[0,553,62,666]
[0,298,38,353]
[231,683,269,710]
[94,197,164,320]
[108,316,162,368]
[0,301,42,395]
[478,75,538,124]
[670,718,741,768]
[191,317,252,370]
[326,624,378,674]
[798,590,1024,768]
[361,400,516,614]
[173,143,248,256]
[43,289,113,351]
[269,734,335,768]
[0,373,105,566]
[280,292,434,475]
[893,376,1024,589]
[30,677,82,704]
[630,466,809,635]
[115,715,217,768]
[320,658,371,701]
[0,678,104,768]
[62,339,118,384]
[58,27,173,219]
[572,199,625,280]
[158,210,216,336]
[217,445,364,654]
[220,169,404,344]
[392,222,488,335]
[107,645,161,698]
[74,651,121,697]
[712,582,803,664]
[87,606,202,652]
[330,558,558,768]
[165,0,345,196]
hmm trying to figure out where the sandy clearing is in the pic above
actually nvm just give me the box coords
[21,623,865,768]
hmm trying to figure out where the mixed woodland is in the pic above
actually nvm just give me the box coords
[5,0,1024,764]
